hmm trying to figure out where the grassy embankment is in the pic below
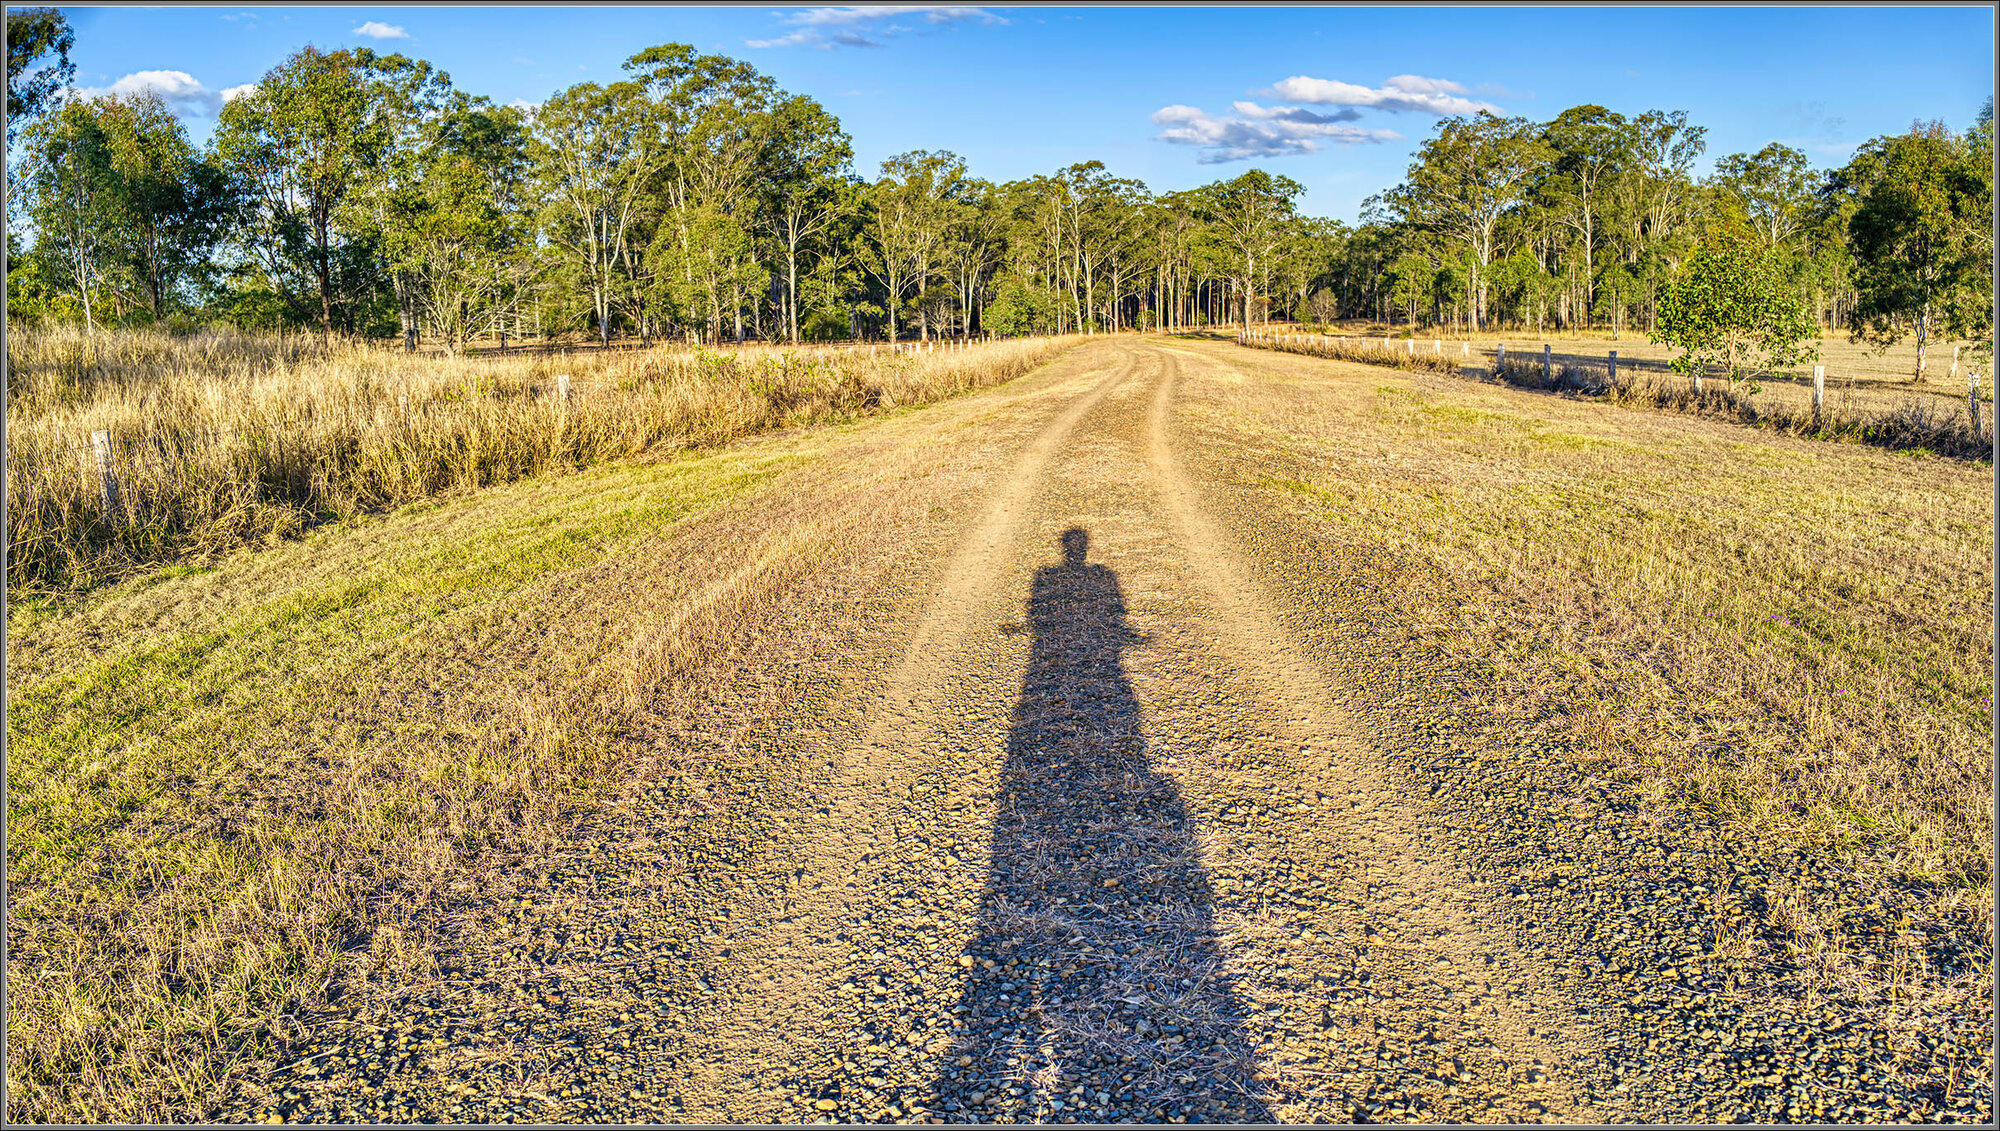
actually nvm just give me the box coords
[3,326,1078,1123]
[1200,342,1992,903]
[5,325,1054,592]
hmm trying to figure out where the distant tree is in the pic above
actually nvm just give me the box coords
[865,149,968,341]
[759,93,852,343]
[1200,168,1304,328]
[529,79,657,347]
[1307,285,1339,325]
[1540,105,1630,326]
[1388,112,1549,329]
[1839,122,1992,382]
[1710,142,1816,251]
[1654,221,1819,389]
[95,93,234,320]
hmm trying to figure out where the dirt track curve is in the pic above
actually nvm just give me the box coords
[223,340,1990,1125]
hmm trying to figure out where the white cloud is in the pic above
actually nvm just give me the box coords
[1262,74,1501,116]
[75,70,238,117]
[221,82,257,104]
[1152,102,1399,163]
[352,21,409,40]
[747,5,1003,49]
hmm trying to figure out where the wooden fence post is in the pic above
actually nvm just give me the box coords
[1495,343,1505,374]
[92,429,122,521]
[1543,344,1552,381]
[399,394,410,429]
[558,373,571,405]
[1694,365,1704,395]
[1608,350,1617,382]
[1969,370,1981,441]
[1812,364,1825,421]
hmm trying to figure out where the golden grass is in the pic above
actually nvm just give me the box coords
[5,324,1071,593]
[1186,342,1992,897]
[4,328,1084,1123]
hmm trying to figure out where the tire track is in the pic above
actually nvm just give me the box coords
[673,350,1142,1119]
[1136,344,1622,1122]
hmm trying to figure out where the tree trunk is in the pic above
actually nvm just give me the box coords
[1914,305,1931,383]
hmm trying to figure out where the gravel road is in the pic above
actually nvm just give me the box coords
[224,339,1991,1125]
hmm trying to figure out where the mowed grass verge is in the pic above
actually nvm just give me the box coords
[4,340,1084,1123]
[1184,342,1991,898]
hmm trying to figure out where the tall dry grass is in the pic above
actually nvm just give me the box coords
[6,325,1074,594]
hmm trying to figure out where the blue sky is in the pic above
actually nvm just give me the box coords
[45,4,1997,221]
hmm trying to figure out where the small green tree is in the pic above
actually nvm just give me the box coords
[1653,222,1819,390]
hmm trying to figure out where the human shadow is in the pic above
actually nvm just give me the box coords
[928,528,1264,1123]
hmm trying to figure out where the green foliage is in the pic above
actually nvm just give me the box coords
[1653,222,1820,385]
[1839,125,1992,378]
[5,6,73,146]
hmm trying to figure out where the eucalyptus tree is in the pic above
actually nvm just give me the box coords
[6,6,73,147]
[865,149,969,341]
[1387,112,1548,330]
[215,46,443,334]
[945,177,1005,337]
[759,93,853,343]
[1539,105,1630,327]
[388,98,531,352]
[625,44,775,342]
[94,92,232,320]
[1622,109,1707,327]
[19,97,114,329]
[1710,143,1817,252]
[1200,168,1305,328]
[530,78,659,347]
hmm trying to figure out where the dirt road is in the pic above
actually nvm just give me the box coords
[223,340,1989,1125]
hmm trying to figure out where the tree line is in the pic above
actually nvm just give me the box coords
[7,11,1991,378]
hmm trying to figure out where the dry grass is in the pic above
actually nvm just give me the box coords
[1321,318,1985,395]
[1186,343,1992,896]
[1236,328,1461,377]
[6,324,1071,593]
[3,330,1083,1124]
[1249,328,1993,461]
[1486,356,1993,461]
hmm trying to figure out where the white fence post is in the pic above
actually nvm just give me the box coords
[1813,364,1825,420]
[1496,343,1505,372]
[1543,344,1552,381]
[399,394,410,429]
[558,373,571,406]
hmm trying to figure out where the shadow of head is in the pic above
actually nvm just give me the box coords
[1061,526,1089,565]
